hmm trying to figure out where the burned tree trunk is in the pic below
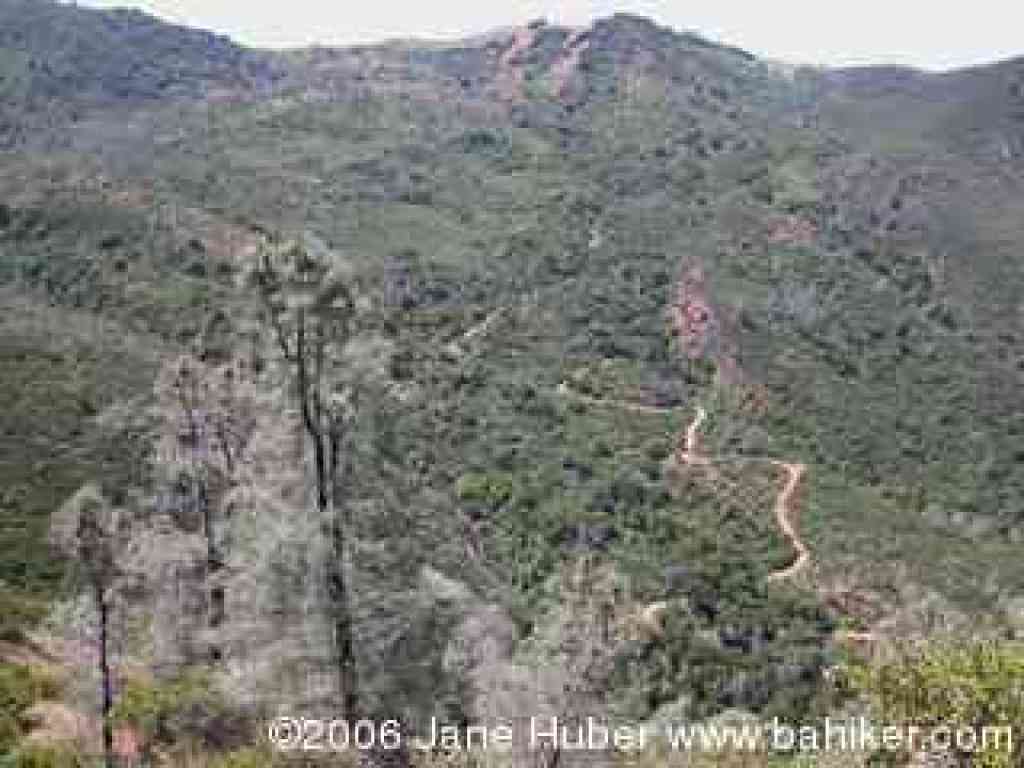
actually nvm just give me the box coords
[51,485,127,768]
[97,583,114,768]
[327,429,358,717]
[252,239,363,719]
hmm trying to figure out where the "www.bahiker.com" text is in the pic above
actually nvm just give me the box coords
[268,716,1013,755]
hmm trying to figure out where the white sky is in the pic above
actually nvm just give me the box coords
[79,0,1023,71]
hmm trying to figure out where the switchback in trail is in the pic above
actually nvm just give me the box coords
[557,383,812,584]
[461,305,813,586]
[673,405,811,583]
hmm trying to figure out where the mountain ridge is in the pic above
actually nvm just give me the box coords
[2,2,1024,764]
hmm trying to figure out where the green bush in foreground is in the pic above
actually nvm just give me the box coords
[0,664,62,755]
[0,744,81,768]
[843,640,1024,767]
[111,668,236,751]
[0,590,48,645]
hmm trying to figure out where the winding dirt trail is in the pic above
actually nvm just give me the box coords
[556,386,812,584]
[765,461,809,582]
[674,406,809,582]
[677,405,710,465]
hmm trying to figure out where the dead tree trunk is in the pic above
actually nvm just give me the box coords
[97,583,114,768]
[254,246,361,719]
[52,485,125,768]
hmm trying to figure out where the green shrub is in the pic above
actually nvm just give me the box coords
[207,746,276,768]
[455,472,513,506]
[0,715,21,757]
[0,744,81,768]
[843,640,1024,767]
[204,744,357,768]
[0,590,47,645]
[0,663,61,754]
[111,669,231,747]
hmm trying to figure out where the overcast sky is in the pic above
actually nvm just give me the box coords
[80,0,1023,71]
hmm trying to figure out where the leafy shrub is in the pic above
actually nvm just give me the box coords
[205,746,278,768]
[842,640,1024,767]
[455,472,513,506]
[217,748,268,768]
[111,669,245,750]
[0,663,61,754]
[0,590,47,645]
[0,744,81,768]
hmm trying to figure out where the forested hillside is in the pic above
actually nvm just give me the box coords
[1,4,1023,766]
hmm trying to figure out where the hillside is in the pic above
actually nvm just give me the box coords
[0,0,283,148]
[1,4,1023,767]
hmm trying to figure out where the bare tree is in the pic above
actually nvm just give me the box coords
[250,236,362,717]
[51,484,128,768]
